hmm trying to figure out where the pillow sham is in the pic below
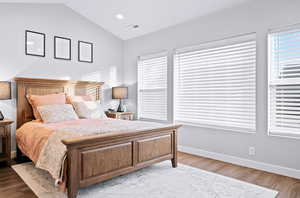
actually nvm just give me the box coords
[72,100,107,119]
[66,95,92,104]
[37,104,79,123]
[27,93,66,121]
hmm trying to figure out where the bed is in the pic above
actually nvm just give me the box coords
[15,77,181,198]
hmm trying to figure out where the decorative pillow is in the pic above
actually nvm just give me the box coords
[72,100,107,119]
[27,93,67,121]
[37,104,79,123]
[66,95,92,104]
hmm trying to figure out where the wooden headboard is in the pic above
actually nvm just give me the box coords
[15,77,104,128]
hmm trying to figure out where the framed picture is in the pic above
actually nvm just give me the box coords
[54,36,71,60]
[78,41,93,63]
[25,30,45,57]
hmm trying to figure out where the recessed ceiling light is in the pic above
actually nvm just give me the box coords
[115,14,124,20]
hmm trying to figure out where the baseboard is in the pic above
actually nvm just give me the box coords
[178,145,300,180]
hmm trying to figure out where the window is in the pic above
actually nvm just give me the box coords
[269,26,300,138]
[174,34,256,132]
[137,53,168,121]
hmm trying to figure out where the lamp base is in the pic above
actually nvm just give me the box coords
[0,111,4,120]
[117,99,125,112]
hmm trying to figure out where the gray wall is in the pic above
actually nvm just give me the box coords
[123,0,300,170]
[0,3,124,151]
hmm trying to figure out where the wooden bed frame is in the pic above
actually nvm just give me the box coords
[15,77,181,198]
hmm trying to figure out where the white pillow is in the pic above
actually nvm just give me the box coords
[72,100,107,119]
[37,104,79,123]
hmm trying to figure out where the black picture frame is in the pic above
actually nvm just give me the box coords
[78,41,93,63]
[54,36,71,60]
[25,30,46,57]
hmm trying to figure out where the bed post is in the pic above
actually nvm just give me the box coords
[171,129,178,168]
[67,148,79,198]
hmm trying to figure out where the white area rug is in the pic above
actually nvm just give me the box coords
[12,161,278,198]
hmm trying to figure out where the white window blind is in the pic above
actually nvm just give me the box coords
[138,53,168,121]
[174,34,256,132]
[269,25,300,138]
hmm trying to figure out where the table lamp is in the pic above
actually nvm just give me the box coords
[112,86,128,112]
[0,81,11,120]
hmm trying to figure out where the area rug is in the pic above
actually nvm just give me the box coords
[12,161,278,198]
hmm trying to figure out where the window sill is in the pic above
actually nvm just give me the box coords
[174,121,256,134]
[268,131,300,140]
[139,118,171,124]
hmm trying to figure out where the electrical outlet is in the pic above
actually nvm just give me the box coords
[249,147,255,156]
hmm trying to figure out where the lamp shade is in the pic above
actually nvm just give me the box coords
[0,81,11,100]
[112,87,128,99]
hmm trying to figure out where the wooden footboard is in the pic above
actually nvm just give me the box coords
[62,125,181,198]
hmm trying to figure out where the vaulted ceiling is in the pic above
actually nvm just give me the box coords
[0,0,250,40]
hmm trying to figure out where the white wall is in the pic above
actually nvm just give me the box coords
[123,0,300,171]
[0,3,124,151]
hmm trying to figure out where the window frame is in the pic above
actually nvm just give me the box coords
[268,25,300,139]
[137,52,168,122]
[173,33,257,133]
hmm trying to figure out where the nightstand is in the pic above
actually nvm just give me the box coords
[106,112,134,120]
[0,119,13,166]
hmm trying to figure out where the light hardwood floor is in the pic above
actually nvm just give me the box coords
[0,163,37,198]
[178,152,300,198]
[0,152,299,198]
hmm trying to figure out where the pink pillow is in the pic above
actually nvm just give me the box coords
[27,93,67,121]
[66,95,93,104]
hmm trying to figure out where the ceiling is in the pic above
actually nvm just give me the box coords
[0,0,249,40]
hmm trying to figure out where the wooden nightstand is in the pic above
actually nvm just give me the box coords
[106,112,134,120]
[0,119,13,166]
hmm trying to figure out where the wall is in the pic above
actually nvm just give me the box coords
[0,3,124,151]
[123,0,300,171]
